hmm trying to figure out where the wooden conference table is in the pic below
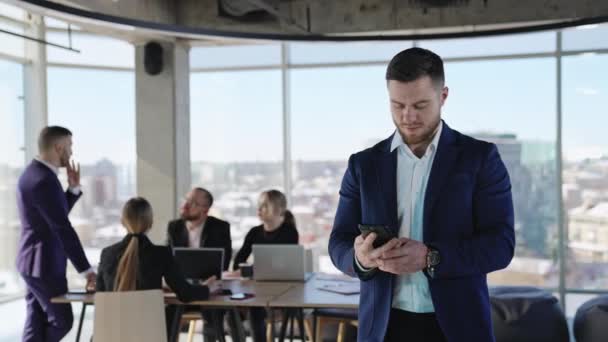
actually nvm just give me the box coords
[51,273,359,342]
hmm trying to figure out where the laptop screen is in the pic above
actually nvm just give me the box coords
[172,247,224,280]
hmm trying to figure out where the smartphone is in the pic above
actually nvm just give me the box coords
[219,289,233,296]
[230,293,254,300]
[358,224,396,248]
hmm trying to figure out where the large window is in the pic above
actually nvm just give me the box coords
[563,24,608,51]
[46,31,134,68]
[289,41,412,64]
[0,59,24,299]
[439,58,558,287]
[47,67,136,288]
[190,69,283,248]
[191,44,280,69]
[562,53,608,290]
[418,31,555,57]
[290,66,394,270]
[0,20,24,59]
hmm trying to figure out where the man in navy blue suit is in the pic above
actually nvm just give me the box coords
[16,126,95,342]
[329,48,515,342]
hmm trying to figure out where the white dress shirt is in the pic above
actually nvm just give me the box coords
[186,221,205,248]
[187,220,205,248]
[390,121,442,313]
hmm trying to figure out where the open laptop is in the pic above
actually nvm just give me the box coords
[172,247,224,281]
[252,244,312,282]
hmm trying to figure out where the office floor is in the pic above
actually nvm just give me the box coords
[0,297,578,341]
[0,298,253,342]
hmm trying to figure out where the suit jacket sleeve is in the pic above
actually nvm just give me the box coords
[220,222,232,271]
[233,229,254,270]
[429,144,515,279]
[96,248,108,292]
[162,247,210,302]
[165,222,175,247]
[65,189,81,211]
[329,154,374,280]
[287,225,299,244]
[35,177,91,273]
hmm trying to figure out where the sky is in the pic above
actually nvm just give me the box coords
[1,17,607,167]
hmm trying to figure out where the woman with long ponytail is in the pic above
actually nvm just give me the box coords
[96,197,217,335]
[113,197,152,291]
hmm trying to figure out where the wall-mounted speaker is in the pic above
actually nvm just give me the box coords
[144,42,163,75]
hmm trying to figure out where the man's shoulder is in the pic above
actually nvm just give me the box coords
[349,134,393,163]
[451,129,496,156]
[207,215,229,228]
[167,219,186,234]
[19,161,52,189]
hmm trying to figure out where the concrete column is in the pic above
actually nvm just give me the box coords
[23,13,47,161]
[135,40,190,243]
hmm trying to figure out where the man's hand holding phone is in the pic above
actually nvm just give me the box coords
[354,231,401,270]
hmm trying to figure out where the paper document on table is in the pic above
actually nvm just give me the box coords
[316,282,360,295]
[315,273,359,282]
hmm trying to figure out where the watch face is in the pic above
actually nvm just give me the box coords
[429,250,440,266]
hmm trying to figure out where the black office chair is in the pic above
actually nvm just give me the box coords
[573,294,608,342]
[489,286,569,342]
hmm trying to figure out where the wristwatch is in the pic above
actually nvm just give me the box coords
[426,246,441,278]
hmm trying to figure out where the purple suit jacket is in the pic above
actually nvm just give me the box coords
[16,159,91,278]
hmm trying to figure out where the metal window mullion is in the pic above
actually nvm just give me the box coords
[46,62,133,72]
[0,51,29,63]
[556,30,566,312]
[281,42,292,205]
[189,48,608,74]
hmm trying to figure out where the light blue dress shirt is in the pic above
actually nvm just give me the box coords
[390,121,442,313]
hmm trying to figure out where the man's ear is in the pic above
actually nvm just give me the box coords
[440,86,449,106]
[52,141,62,155]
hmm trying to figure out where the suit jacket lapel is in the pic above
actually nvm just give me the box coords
[423,122,461,241]
[200,218,210,247]
[375,136,399,232]
[177,221,189,247]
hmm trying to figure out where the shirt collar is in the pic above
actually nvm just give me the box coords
[34,157,59,175]
[390,121,443,156]
[186,219,205,232]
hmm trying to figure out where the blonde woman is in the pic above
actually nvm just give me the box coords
[232,189,299,342]
[233,189,299,270]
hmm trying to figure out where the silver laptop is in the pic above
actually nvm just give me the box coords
[253,244,312,282]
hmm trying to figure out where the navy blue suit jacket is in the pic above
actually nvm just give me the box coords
[16,160,91,279]
[329,122,515,342]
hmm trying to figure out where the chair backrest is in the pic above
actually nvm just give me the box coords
[93,289,167,342]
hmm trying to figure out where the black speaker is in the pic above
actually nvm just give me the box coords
[144,42,163,75]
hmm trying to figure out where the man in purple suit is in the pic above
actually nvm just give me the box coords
[16,126,96,342]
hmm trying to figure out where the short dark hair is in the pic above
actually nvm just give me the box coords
[38,126,72,152]
[194,187,214,208]
[385,47,445,87]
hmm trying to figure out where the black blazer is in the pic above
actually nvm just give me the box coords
[96,234,209,302]
[166,216,232,270]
